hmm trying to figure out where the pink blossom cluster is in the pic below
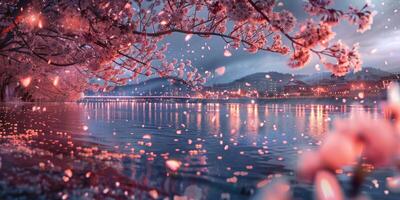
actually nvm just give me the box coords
[347,6,374,33]
[289,21,335,68]
[254,0,276,14]
[304,0,334,16]
[222,0,255,22]
[323,42,362,76]
[304,0,374,33]
[296,21,335,48]
[270,35,290,54]
[270,10,296,33]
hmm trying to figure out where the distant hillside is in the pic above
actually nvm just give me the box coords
[206,72,308,92]
[91,77,195,96]
[88,67,394,96]
[301,67,393,84]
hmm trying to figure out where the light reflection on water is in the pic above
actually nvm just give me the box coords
[0,101,398,199]
[85,102,338,137]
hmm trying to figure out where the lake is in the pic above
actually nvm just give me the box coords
[0,100,398,199]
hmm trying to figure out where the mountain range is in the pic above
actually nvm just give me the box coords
[89,67,395,96]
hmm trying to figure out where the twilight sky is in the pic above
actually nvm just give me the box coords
[162,0,400,85]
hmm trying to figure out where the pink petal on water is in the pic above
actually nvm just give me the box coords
[166,159,182,171]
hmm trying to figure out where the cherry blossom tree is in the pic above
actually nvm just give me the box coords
[0,0,374,101]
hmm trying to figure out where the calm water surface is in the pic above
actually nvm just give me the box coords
[0,100,398,199]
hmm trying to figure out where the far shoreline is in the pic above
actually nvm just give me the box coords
[78,95,386,106]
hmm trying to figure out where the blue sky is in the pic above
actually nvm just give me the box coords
[161,0,400,85]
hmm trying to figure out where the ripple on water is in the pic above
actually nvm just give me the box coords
[0,101,399,199]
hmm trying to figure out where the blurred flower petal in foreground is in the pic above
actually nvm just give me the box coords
[388,82,400,104]
[315,171,344,200]
[319,132,361,169]
[298,109,399,189]
[383,82,400,131]
[298,151,323,183]
[253,177,291,200]
[387,176,400,192]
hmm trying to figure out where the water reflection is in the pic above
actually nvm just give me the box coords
[228,104,240,135]
[0,101,395,200]
[308,105,328,138]
[84,102,354,138]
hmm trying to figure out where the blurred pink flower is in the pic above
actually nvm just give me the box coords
[298,111,399,186]
[319,132,362,169]
[383,103,400,133]
[333,113,397,167]
[254,178,291,200]
[298,151,323,183]
[315,171,345,200]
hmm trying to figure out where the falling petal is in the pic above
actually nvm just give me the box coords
[358,92,364,99]
[224,49,232,57]
[20,77,32,87]
[148,190,159,199]
[315,64,321,71]
[215,66,226,76]
[143,134,152,139]
[64,169,73,178]
[185,34,193,41]
[38,20,43,28]
[53,76,59,86]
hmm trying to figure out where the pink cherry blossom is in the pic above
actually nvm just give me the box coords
[333,113,398,167]
[0,0,375,101]
[319,133,361,170]
[297,151,323,183]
